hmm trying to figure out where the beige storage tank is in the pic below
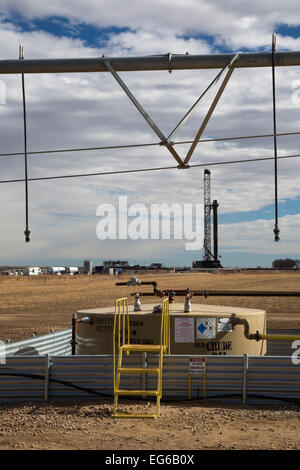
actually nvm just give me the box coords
[76,303,267,356]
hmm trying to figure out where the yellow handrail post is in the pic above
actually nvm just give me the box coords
[113,297,129,417]
[126,297,130,352]
[118,300,121,351]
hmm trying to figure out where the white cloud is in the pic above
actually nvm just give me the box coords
[220,214,300,254]
[101,29,212,56]
[2,0,300,51]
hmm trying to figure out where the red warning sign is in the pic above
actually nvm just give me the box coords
[189,357,206,375]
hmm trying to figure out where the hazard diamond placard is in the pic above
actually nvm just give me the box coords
[196,318,216,339]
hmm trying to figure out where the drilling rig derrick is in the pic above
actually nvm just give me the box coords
[193,169,222,269]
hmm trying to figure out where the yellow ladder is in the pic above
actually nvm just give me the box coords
[113,297,170,419]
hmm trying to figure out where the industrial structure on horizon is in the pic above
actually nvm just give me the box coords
[193,169,222,269]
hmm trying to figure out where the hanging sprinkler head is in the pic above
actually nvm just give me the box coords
[273,225,280,242]
[24,229,31,243]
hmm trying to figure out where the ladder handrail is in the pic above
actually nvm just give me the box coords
[161,298,170,354]
[113,297,129,391]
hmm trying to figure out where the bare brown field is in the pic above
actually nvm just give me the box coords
[0,270,300,341]
[0,271,300,451]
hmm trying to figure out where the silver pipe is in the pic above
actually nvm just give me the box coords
[1,51,300,74]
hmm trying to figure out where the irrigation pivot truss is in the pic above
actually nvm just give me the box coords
[0,35,299,242]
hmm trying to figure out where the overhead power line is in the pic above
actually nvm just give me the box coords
[1,130,300,159]
[0,152,299,185]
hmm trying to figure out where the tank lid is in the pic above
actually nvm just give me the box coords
[77,303,265,316]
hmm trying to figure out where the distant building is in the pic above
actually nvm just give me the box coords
[3,269,13,276]
[48,267,66,275]
[103,260,129,268]
[83,260,93,274]
[24,267,41,276]
[65,267,79,275]
[94,260,173,275]
[193,260,221,269]
[94,265,104,274]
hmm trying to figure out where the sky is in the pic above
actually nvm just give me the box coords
[0,0,300,268]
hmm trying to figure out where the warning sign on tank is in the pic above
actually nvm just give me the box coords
[175,317,194,343]
[217,317,232,332]
[196,318,216,339]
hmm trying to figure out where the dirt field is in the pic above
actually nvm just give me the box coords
[0,271,299,451]
[0,270,300,341]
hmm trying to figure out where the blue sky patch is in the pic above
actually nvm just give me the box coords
[219,198,300,224]
[3,14,131,48]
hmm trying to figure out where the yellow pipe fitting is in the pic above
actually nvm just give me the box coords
[258,333,300,342]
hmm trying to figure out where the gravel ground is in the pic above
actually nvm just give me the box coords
[0,399,299,450]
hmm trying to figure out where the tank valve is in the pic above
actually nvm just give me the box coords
[184,290,192,312]
[152,305,162,314]
[133,293,142,311]
[168,290,175,303]
[128,277,141,286]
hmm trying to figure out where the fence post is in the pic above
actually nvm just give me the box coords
[242,353,248,405]
[44,354,50,401]
[6,339,11,356]
[142,352,147,391]
[71,314,77,355]
[50,330,55,355]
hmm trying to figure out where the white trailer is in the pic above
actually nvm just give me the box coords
[3,270,13,276]
[24,267,41,276]
[48,266,66,275]
[65,266,79,275]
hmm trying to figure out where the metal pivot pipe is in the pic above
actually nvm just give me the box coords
[272,34,280,242]
[19,44,30,243]
[3,51,300,74]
